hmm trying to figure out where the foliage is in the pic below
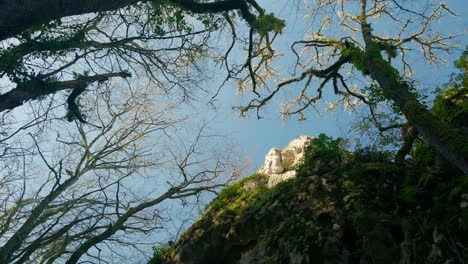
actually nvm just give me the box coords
[361,83,386,107]
[209,173,267,212]
[1,0,467,262]
[432,49,468,128]
[404,51,468,230]
[296,134,347,176]
[352,147,393,163]
[149,244,171,264]
[148,2,220,35]
[399,185,423,204]
[411,49,468,172]
[0,23,87,83]
[439,47,468,91]
[256,13,285,36]
[410,139,435,169]
[0,0,285,126]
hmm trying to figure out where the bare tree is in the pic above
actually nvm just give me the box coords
[0,81,243,263]
[0,1,277,262]
[233,0,467,173]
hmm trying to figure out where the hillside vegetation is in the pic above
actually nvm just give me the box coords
[150,111,467,263]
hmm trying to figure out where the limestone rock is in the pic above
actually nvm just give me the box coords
[267,170,296,188]
[258,135,313,187]
[259,148,284,174]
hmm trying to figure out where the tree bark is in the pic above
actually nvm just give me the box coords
[364,58,468,174]
[395,125,417,164]
[0,0,252,42]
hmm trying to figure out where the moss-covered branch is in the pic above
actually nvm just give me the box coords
[0,72,131,113]
[0,0,266,41]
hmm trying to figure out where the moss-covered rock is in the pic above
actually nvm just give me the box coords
[150,136,467,264]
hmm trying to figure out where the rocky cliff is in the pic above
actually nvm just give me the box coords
[150,134,467,264]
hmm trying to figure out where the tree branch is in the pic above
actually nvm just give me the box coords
[0,0,260,41]
[0,72,131,113]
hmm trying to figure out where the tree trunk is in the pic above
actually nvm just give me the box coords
[364,58,468,174]
[0,175,81,263]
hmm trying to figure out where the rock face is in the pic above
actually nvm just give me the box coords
[259,135,312,188]
[259,148,284,174]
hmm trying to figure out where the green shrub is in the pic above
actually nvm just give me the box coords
[149,244,171,264]
[353,147,393,163]
[296,134,346,176]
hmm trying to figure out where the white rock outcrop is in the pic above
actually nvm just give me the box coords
[260,148,284,174]
[258,135,313,188]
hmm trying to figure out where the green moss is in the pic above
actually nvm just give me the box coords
[341,47,369,75]
[248,177,306,215]
[209,182,243,211]
[379,42,397,58]
[180,173,270,237]
[256,13,285,36]
[341,42,386,76]
[179,172,306,242]
[341,42,402,100]
[208,173,267,213]
[366,42,383,60]
[211,173,308,222]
